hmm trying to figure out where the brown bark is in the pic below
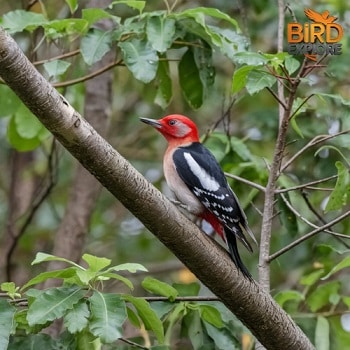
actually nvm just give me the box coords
[0,28,315,350]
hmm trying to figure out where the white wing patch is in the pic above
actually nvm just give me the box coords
[183,152,220,191]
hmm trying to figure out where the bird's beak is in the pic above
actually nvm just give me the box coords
[140,117,162,129]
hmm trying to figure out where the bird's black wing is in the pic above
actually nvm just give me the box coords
[172,142,256,252]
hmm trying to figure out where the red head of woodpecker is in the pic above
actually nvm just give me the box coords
[141,114,256,279]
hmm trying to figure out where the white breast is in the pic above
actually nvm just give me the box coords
[164,149,204,215]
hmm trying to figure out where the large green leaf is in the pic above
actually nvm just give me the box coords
[123,295,164,344]
[31,252,82,268]
[193,41,215,90]
[1,10,48,33]
[315,316,330,350]
[0,85,22,117]
[64,300,90,333]
[43,19,89,39]
[43,60,71,79]
[246,69,276,95]
[119,39,158,83]
[81,29,112,66]
[154,58,173,108]
[82,254,111,272]
[306,281,341,312]
[142,277,178,301]
[27,286,86,326]
[198,304,223,328]
[111,0,146,13]
[232,65,255,94]
[0,300,16,350]
[179,48,203,109]
[322,256,350,280]
[22,267,78,290]
[7,115,44,152]
[147,16,176,53]
[274,290,304,308]
[88,291,127,343]
[325,161,350,212]
[82,8,115,26]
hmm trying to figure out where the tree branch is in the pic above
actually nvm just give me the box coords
[0,28,315,350]
[268,209,350,262]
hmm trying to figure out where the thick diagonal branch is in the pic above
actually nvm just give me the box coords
[0,28,314,350]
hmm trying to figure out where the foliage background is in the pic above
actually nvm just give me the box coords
[0,0,349,349]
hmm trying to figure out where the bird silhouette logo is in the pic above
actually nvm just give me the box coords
[304,9,337,25]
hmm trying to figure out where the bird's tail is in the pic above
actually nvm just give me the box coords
[224,227,252,280]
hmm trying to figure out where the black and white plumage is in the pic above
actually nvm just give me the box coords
[172,142,257,278]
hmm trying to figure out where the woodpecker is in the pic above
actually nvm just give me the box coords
[140,114,257,279]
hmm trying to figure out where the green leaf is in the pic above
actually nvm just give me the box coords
[111,0,146,13]
[154,58,173,108]
[142,277,178,301]
[183,310,206,350]
[31,252,82,269]
[100,272,134,290]
[179,48,203,109]
[246,69,276,95]
[233,52,268,66]
[22,267,78,290]
[126,306,141,328]
[0,299,16,349]
[65,0,78,13]
[123,295,164,344]
[82,8,116,26]
[324,161,350,212]
[306,281,341,312]
[193,41,215,90]
[82,254,111,272]
[315,316,330,350]
[2,10,48,33]
[199,304,223,328]
[203,321,240,350]
[88,291,127,343]
[119,38,158,83]
[147,16,176,53]
[231,136,253,161]
[322,255,350,280]
[27,286,86,326]
[179,7,239,31]
[14,104,44,139]
[43,19,89,39]
[1,282,20,299]
[43,60,71,79]
[7,115,42,152]
[172,282,200,297]
[81,29,112,66]
[274,290,304,308]
[0,85,22,117]
[300,269,325,286]
[232,65,255,93]
[284,55,300,75]
[64,299,90,333]
[108,262,147,273]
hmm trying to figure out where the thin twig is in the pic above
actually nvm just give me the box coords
[53,58,123,88]
[279,193,350,240]
[281,129,350,173]
[118,337,149,349]
[225,173,266,192]
[275,175,338,193]
[33,49,81,65]
[268,209,350,262]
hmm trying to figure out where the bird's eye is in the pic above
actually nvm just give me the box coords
[168,119,177,126]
